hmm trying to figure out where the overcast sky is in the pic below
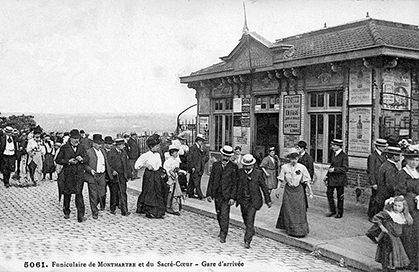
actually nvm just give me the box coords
[0,0,418,115]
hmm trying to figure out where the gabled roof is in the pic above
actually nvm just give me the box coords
[181,18,419,82]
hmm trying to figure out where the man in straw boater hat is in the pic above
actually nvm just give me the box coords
[55,129,89,222]
[84,134,112,219]
[324,139,348,219]
[0,126,18,188]
[187,133,207,200]
[365,145,402,244]
[206,145,238,243]
[367,138,388,221]
[107,138,132,216]
[236,154,272,249]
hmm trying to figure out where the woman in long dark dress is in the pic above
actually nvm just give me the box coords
[42,135,55,180]
[275,148,313,237]
[134,134,168,219]
[395,146,419,270]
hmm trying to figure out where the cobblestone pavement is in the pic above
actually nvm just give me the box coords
[0,180,361,272]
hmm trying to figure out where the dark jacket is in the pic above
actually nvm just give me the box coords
[107,147,131,182]
[375,160,399,205]
[367,150,386,186]
[79,137,92,150]
[84,147,112,183]
[187,143,206,175]
[126,137,140,160]
[55,142,89,194]
[0,134,18,157]
[236,168,271,210]
[298,152,314,179]
[207,160,238,200]
[326,150,349,187]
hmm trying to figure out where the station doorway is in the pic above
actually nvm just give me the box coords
[254,113,279,163]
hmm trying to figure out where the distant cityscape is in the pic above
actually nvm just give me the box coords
[3,112,196,137]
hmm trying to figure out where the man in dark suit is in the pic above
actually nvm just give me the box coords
[107,138,132,216]
[207,145,238,243]
[84,134,112,219]
[296,140,314,210]
[0,126,18,188]
[187,134,207,199]
[324,139,348,218]
[79,130,92,150]
[102,136,114,209]
[126,132,140,179]
[366,138,388,221]
[55,129,89,222]
[365,146,402,243]
[236,154,272,249]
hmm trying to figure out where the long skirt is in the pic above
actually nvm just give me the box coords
[376,232,410,269]
[43,153,55,174]
[137,169,167,218]
[275,183,309,237]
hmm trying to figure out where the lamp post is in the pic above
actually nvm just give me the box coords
[176,104,197,135]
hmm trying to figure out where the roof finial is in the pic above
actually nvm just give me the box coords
[242,2,249,34]
[366,12,369,18]
[324,22,327,28]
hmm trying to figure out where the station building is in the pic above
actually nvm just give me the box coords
[180,18,419,199]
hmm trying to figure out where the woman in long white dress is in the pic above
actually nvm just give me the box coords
[26,130,43,185]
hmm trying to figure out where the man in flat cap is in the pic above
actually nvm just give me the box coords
[367,138,388,221]
[84,134,112,219]
[324,139,348,219]
[0,126,18,188]
[55,129,89,222]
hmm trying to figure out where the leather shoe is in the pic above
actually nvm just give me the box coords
[110,211,116,215]
[220,237,226,243]
[366,233,378,244]
[64,214,70,219]
[122,212,131,216]
[335,214,342,218]
[78,217,87,223]
[325,212,336,217]
[244,242,250,249]
[5,184,10,188]
[93,215,98,219]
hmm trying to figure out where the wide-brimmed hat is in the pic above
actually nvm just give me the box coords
[195,134,206,142]
[374,139,388,147]
[384,146,402,155]
[3,126,13,134]
[114,138,125,145]
[146,134,161,148]
[296,141,307,149]
[402,145,419,158]
[104,136,114,144]
[286,148,300,159]
[168,144,179,152]
[220,145,234,156]
[92,134,103,144]
[331,139,344,146]
[241,154,256,166]
[69,129,80,139]
[130,132,137,136]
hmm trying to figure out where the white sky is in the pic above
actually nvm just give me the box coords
[0,0,418,115]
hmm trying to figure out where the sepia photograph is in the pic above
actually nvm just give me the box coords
[1,0,419,271]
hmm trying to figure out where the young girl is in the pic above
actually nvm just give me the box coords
[163,144,186,215]
[372,195,413,272]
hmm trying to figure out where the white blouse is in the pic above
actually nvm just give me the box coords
[134,150,162,171]
[278,162,311,187]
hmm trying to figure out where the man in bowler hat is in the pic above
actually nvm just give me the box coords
[187,134,207,199]
[324,139,348,218]
[84,134,112,219]
[55,129,89,222]
[236,154,272,248]
[207,145,238,243]
[296,140,314,209]
[0,126,18,188]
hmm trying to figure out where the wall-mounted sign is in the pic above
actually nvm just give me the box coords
[283,94,301,135]
[198,116,209,139]
[382,69,411,111]
[348,107,372,157]
[233,97,242,113]
[349,67,372,105]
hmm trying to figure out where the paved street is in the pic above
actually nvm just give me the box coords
[0,180,361,272]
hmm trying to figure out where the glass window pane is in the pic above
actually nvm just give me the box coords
[261,97,267,109]
[310,114,317,161]
[310,93,317,107]
[215,116,222,150]
[318,93,324,107]
[269,97,275,109]
[337,91,343,106]
[225,115,232,146]
[336,114,343,139]
[329,92,336,107]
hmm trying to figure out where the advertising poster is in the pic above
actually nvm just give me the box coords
[283,94,301,135]
[349,67,372,105]
[348,107,372,157]
[382,69,411,111]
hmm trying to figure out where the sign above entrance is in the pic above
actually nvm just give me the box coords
[234,46,273,71]
[283,95,302,135]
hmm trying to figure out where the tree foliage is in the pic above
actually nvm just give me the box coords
[0,113,41,132]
